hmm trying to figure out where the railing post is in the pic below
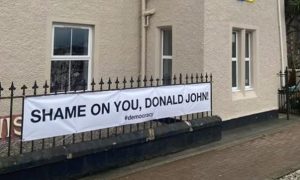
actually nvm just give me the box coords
[42,81,49,149]
[91,78,96,92]
[210,74,213,116]
[31,81,39,151]
[8,82,16,156]
[20,85,27,154]
[285,67,290,120]
[0,82,3,97]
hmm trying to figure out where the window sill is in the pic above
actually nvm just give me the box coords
[232,88,257,101]
[245,87,253,91]
[232,88,240,92]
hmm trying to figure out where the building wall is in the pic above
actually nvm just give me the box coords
[0,0,286,121]
[0,0,141,91]
[146,0,205,77]
[203,0,285,120]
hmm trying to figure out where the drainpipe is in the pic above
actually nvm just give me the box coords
[277,0,285,72]
[141,0,146,78]
[141,0,155,77]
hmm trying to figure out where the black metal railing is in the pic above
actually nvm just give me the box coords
[0,73,213,158]
[278,67,300,119]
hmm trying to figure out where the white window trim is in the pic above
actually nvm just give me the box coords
[51,24,93,91]
[160,29,172,79]
[245,32,252,89]
[232,31,239,91]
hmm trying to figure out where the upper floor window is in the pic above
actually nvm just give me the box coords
[232,29,254,92]
[245,32,252,88]
[161,28,172,85]
[51,24,92,92]
[232,31,238,90]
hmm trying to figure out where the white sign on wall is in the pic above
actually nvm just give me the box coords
[23,83,211,141]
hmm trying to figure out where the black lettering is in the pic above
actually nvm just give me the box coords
[172,95,178,105]
[196,93,202,101]
[42,109,53,122]
[159,96,166,106]
[31,110,41,123]
[91,104,101,116]
[191,93,196,102]
[122,100,130,111]
[65,106,77,119]
[167,96,172,105]
[152,97,159,107]
[54,108,64,120]
[131,99,139,110]
[78,105,86,117]
[178,95,183,104]
[204,92,209,100]
[102,103,110,114]
[145,98,152,108]
[114,101,121,112]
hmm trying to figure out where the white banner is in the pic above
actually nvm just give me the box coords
[23,83,211,141]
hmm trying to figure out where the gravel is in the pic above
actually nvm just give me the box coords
[279,170,300,180]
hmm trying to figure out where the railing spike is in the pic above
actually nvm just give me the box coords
[162,76,165,85]
[43,81,49,95]
[156,78,160,86]
[63,80,68,93]
[115,77,119,89]
[21,85,27,96]
[99,78,104,91]
[108,77,112,90]
[130,77,134,88]
[123,77,127,89]
[150,76,154,87]
[143,75,147,87]
[173,74,177,85]
[9,82,16,91]
[137,76,141,87]
[83,79,87,92]
[91,78,96,91]
[185,74,189,84]
[179,73,182,84]
[32,81,38,95]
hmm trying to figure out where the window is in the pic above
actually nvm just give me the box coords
[161,28,172,85]
[51,24,92,92]
[232,29,254,92]
[232,31,238,90]
[245,32,252,88]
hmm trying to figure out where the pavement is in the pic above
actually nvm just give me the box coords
[81,114,300,180]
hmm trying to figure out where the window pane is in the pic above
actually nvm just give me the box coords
[232,32,237,58]
[163,29,172,56]
[72,29,89,55]
[245,61,250,86]
[245,33,250,58]
[70,61,89,91]
[51,61,70,92]
[163,59,172,85]
[232,61,237,88]
[54,27,71,55]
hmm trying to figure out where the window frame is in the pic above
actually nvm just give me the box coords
[245,32,252,89]
[232,31,239,91]
[161,28,173,85]
[51,24,93,91]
